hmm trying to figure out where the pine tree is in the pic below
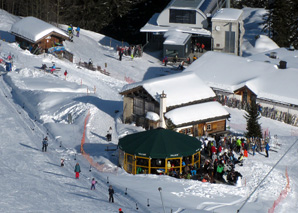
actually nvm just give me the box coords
[263,0,298,48]
[244,101,262,138]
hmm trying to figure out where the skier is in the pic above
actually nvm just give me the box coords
[90,178,97,190]
[88,58,93,69]
[119,49,123,61]
[64,70,68,79]
[106,127,112,141]
[252,143,256,156]
[41,64,47,71]
[51,63,56,74]
[74,162,81,179]
[61,158,65,167]
[108,185,114,203]
[119,208,123,213]
[42,136,48,152]
[76,27,80,37]
[163,56,168,66]
[265,142,270,157]
[67,25,72,36]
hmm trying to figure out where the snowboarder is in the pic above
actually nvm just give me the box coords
[74,162,81,179]
[119,208,123,213]
[76,27,80,37]
[265,142,270,157]
[61,158,65,167]
[108,185,114,203]
[42,136,48,152]
[106,127,112,141]
[91,178,97,190]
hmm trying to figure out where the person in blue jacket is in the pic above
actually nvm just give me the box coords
[76,27,80,37]
[265,142,270,157]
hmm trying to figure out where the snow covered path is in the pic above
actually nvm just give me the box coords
[0,74,140,213]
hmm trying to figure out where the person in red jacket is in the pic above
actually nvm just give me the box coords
[211,145,217,155]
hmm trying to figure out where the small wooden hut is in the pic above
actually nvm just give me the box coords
[10,16,69,54]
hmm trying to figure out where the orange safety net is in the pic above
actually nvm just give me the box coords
[268,167,290,213]
[80,111,117,174]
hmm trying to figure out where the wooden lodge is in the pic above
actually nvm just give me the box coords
[120,72,230,137]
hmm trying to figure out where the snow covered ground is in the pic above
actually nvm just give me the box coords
[0,8,297,213]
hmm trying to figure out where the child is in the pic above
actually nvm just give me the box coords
[91,178,97,190]
[61,158,64,167]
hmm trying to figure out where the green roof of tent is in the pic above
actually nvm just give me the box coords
[118,128,201,158]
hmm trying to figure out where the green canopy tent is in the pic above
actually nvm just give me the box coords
[118,128,202,175]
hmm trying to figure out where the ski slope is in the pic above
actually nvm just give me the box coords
[0,8,298,213]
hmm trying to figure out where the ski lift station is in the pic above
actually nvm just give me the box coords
[141,0,244,58]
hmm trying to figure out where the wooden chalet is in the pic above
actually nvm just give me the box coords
[10,17,69,54]
[120,72,230,137]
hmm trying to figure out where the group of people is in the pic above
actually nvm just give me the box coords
[117,45,142,61]
[67,24,80,40]
[192,41,205,53]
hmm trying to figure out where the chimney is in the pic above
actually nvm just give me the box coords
[279,60,287,69]
[269,52,277,59]
[159,91,167,128]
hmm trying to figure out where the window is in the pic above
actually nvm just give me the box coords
[145,101,155,113]
[169,9,196,24]
[207,124,212,131]
[134,98,144,115]
[225,31,235,53]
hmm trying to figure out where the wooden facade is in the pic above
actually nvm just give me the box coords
[177,118,228,137]
[121,87,160,129]
[15,31,69,54]
[234,86,257,105]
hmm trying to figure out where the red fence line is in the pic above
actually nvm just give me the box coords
[268,167,290,213]
[80,111,118,174]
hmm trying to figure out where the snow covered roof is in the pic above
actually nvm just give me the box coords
[165,101,229,126]
[10,17,68,43]
[185,51,298,105]
[212,8,243,21]
[247,47,298,69]
[140,13,211,36]
[120,72,216,108]
[170,0,203,9]
[169,0,220,15]
[163,31,191,45]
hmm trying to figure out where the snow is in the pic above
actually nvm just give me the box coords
[165,101,229,126]
[0,7,298,213]
[140,13,211,36]
[185,50,298,105]
[10,17,68,42]
[163,31,191,45]
[146,111,160,122]
[212,8,243,21]
[121,71,216,107]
